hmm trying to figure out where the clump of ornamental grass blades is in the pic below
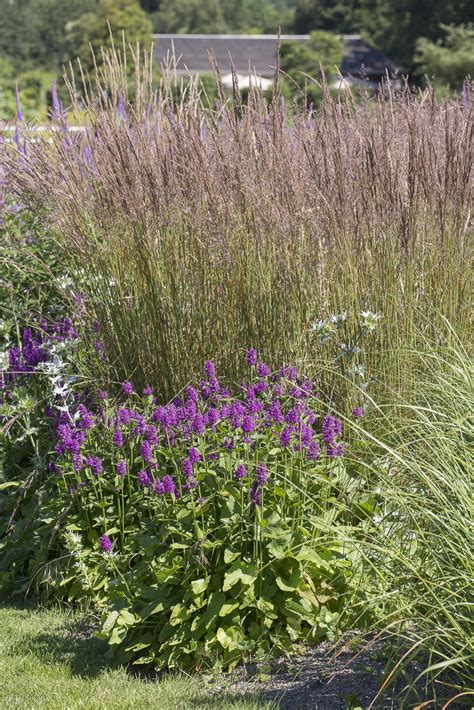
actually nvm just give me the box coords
[5,47,472,400]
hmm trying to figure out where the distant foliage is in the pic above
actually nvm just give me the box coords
[66,0,153,74]
[280,31,343,103]
[415,24,474,88]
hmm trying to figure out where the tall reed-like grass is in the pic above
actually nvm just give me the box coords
[6,48,472,399]
[340,332,473,704]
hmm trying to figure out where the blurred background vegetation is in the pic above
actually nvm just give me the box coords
[0,0,473,117]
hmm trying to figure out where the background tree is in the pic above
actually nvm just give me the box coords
[280,30,343,104]
[150,0,226,34]
[415,24,474,88]
[66,0,152,74]
[359,0,474,70]
[293,0,362,34]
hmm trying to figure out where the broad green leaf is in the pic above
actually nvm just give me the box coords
[224,548,240,564]
[216,626,232,649]
[102,610,119,632]
[219,602,240,617]
[117,609,136,626]
[191,577,209,595]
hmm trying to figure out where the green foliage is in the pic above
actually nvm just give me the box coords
[151,0,227,34]
[150,0,292,34]
[415,24,474,88]
[359,0,474,70]
[280,31,343,103]
[0,0,95,73]
[66,0,153,74]
[293,0,361,34]
[0,206,72,585]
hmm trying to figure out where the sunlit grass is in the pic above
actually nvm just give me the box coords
[0,603,274,710]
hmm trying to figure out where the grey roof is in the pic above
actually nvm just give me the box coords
[152,34,405,79]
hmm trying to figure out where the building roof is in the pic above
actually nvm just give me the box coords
[152,34,405,79]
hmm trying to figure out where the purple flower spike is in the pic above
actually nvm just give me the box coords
[15,83,24,122]
[250,482,262,507]
[322,415,343,443]
[192,414,206,435]
[242,415,256,433]
[257,362,271,377]
[121,381,134,396]
[246,349,257,366]
[113,428,123,448]
[140,439,153,463]
[352,406,364,419]
[188,447,202,464]
[182,458,194,478]
[116,460,127,477]
[307,441,319,461]
[204,360,216,379]
[162,475,176,494]
[143,385,153,396]
[235,463,247,483]
[256,463,269,485]
[137,470,153,488]
[99,534,113,553]
[86,455,103,476]
[327,442,345,458]
[280,427,292,447]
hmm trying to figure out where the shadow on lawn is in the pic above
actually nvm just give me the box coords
[1,600,274,707]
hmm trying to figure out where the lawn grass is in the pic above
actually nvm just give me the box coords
[0,603,273,710]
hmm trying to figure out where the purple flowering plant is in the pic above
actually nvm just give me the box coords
[11,348,369,671]
[1,295,374,670]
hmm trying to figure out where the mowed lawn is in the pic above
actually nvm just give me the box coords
[0,603,272,710]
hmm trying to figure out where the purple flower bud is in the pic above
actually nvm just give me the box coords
[97,390,108,401]
[113,429,123,448]
[122,381,134,396]
[352,406,364,419]
[188,447,202,464]
[116,460,127,476]
[204,360,216,379]
[257,362,271,377]
[246,349,257,366]
[99,534,113,553]
[137,469,153,488]
[235,463,247,483]
[182,458,194,478]
[143,385,153,396]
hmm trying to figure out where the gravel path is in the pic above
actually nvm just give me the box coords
[212,639,469,709]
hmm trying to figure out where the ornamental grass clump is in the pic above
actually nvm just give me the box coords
[5,47,472,400]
